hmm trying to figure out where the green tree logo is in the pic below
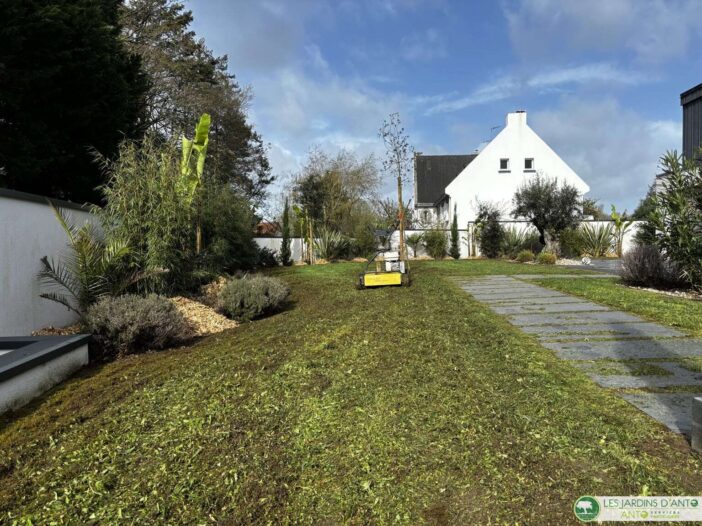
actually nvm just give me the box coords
[574,496,600,522]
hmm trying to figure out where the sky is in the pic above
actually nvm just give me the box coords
[185,0,702,214]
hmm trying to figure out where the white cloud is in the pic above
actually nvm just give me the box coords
[504,0,700,64]
[401,28,447,62]
[426,62,646,114]
[530,97,680,210]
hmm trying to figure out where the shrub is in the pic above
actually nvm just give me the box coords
[516,249,535,263]
[621,245,685,287]
[558,227,584,258]
[85,294,190,361]
[501,225,540,258]
[536,251,557,265]
[648,151,702,288]
[578,222,614,257]
[218,275,290,322]
[256,247,279,268]
[423,228,447,259]
[476,202,503,258]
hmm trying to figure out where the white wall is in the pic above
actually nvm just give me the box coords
[254,237,305,262]
[0,192,94,336]
[384,221,642,259]
[445,111,590,225]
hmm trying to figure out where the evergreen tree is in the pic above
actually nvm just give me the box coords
[0,0,148,203]
[281,198,292,266]
[450,205,460,259]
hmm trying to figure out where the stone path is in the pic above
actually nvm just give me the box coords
[456,275,702,437]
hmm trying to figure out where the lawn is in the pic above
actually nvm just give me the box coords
[533,277,702,338]
[2,261,702,524]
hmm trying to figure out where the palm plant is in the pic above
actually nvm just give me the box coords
[313,226,349,260]
[38,205,142,316]
[501,225,540,259]
[405,233,424,258]
[578,222,614,258]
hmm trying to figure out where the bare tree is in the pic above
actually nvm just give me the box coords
[378,113,414,258]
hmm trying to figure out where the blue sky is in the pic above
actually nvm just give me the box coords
[186,0,702,213]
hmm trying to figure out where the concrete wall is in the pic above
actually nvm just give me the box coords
[0,190,94,336]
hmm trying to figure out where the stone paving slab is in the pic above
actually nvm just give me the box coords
[490,302,608,315]
[620,393,701,435]
[461,282,543,293]
[471,290,570,301]
[513,273,619,279]
[461,286,545,294]
[483,296,593,306]
[591,363,702,388]
[544,339,702,361]
[509,310,642,327]
[522,322,685,341]
[456,274,700,436]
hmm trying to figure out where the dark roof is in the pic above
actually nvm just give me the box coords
[681,83,702,106]
[414,154,477,206]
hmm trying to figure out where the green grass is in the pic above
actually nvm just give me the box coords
[532,278,702,337]
[577,361,672,377]
[2,261,701,524]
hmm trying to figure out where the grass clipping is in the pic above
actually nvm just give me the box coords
[169,296,237,336]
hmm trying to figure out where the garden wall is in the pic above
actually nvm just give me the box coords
[386,221,642,259]
[253,237,306,262]
[0,189,95,336]
[254,221,641,262]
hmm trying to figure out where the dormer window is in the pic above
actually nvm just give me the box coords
[525,158,534,170]
[499,158,509,171]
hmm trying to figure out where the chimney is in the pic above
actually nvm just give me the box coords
[506,110,527,127]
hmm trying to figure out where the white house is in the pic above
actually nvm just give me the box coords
[414,111,590,226]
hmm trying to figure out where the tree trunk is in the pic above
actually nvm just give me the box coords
[544,230,559,255]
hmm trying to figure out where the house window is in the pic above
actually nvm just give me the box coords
[499,158,509,171]
[525,158,534,170]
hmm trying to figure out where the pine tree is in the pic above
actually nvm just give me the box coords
[450,205,460,259]
[281,198,292,266]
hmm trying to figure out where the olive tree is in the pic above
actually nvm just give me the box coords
[512,174,581,254]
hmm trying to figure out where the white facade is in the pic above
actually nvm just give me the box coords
[429,111,590,226]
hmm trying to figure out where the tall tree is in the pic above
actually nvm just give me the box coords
[449,204,460,259]
[281,198,292,266]
[120,0,272,204]
[0,0,148,203]
[379,113,414,259]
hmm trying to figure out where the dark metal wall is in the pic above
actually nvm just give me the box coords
[682,84,702,160]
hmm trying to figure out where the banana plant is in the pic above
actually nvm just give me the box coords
[180,113,211,253]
